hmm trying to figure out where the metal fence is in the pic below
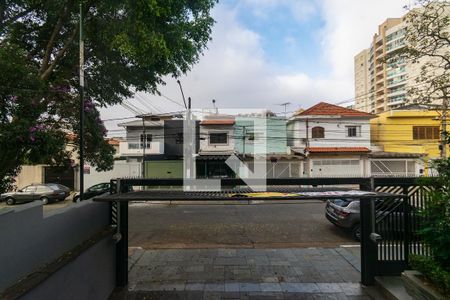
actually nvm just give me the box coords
[102,177,431,287]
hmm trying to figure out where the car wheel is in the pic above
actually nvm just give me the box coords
[40,197,49,205]
[5,197,15,205]
[351,224,361,242]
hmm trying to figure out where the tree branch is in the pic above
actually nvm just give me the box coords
[40,25,78,80]
[39,0,75,75]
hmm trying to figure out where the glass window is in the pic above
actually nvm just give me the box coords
[140,134,152,148]
[413,126,439,140]
[311,127,324,138]
[346,126,360,137]
[36,185,51,193]
[210,133,228,144]
[22,186,36,192]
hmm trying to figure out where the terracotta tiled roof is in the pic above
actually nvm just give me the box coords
[307,147,370,153]
[107,138,120,146]
[200,119,235,125]
[296,102,374,117]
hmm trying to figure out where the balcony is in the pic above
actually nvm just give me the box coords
[119,141,164,156]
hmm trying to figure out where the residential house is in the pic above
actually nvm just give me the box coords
[235,113,303,178]
[287,102,375,177]
[370,105,448,175]
[119,114,188,179]
[197,114,236,178]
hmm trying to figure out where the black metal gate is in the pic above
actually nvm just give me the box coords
[44,166,75,190]
[360,178,431,285]
[96,177,432,287]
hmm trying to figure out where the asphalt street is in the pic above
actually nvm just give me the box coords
[129,200,357,249]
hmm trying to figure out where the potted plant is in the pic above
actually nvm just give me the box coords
[402,159,450,300]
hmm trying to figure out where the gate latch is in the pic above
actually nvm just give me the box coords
[370,233,382,243]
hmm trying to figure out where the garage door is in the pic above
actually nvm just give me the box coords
[44,166,75,189]
[311,159,361,177]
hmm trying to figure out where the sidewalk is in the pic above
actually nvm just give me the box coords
[120,247,385,299]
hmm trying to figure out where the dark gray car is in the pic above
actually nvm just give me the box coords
[0,184,67,205]
[326,198,416,241]
[326,198,361,240]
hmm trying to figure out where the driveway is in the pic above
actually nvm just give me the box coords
[129,200,357,249]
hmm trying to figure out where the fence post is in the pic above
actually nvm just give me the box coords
[115,180,129,287]
[403,186,410,266]
[360,178,377,286]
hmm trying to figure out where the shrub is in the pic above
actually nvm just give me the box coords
[410,255,450,296]
[412,158,450,296]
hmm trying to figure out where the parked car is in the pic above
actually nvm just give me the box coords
[73,182,111,202]
[39,183,71,198]
[0,184,68,205]
[326,198,362,240]
[325,198,416,241]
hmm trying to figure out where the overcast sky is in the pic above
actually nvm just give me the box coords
[102,0,412,136]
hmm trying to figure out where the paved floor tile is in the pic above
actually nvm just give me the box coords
[126,248,386,300]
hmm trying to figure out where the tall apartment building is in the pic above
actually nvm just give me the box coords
[354,49,370,112]
[355,18,408,114]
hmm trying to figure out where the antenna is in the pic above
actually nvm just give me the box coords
[278,102,291,118]
[212,99,217,113]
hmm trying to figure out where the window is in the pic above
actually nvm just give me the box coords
[175,132,183,144]
[346,126,361,137]
[311,127,324,138]
[140,134,152,148]
[209,132,227,144]
[36,185,51,193]
[413,126,439,140]
[22,186,36,192]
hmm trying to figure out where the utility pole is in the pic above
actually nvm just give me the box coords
[242,126,246,158]
[79,1,85,198]
[141,117,146,177]
[177,80,187,109]
[440,99,448,158]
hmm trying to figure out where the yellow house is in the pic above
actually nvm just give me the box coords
[371,105,449,174]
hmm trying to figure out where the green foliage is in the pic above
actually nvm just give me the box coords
[0,0,217,192]
[389,0,450,107]
[414,158,450,294]
[410,255,450,296]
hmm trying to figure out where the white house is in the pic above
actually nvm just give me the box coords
[199,115,236,156]
[287,102,376,177]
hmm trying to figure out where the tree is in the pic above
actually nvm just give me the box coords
[0,0,217,192]
[395,0,450,157]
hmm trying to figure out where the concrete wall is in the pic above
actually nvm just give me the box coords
[22,237,115,300]
[15,165,44,189]
[0,200,115,298]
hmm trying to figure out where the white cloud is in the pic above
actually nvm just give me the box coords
[319,0,411,80]
[101,0,414,135]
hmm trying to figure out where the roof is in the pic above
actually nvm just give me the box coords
[118,120,164,127]
[295,102,375,118]
[200,119,235,125]
[369,151,425,158]
[107,138,121,146]
[307,147,371,153]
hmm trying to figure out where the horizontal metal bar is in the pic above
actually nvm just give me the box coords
[110,177,424,187]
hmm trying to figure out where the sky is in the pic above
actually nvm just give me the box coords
[102,0,412,136]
